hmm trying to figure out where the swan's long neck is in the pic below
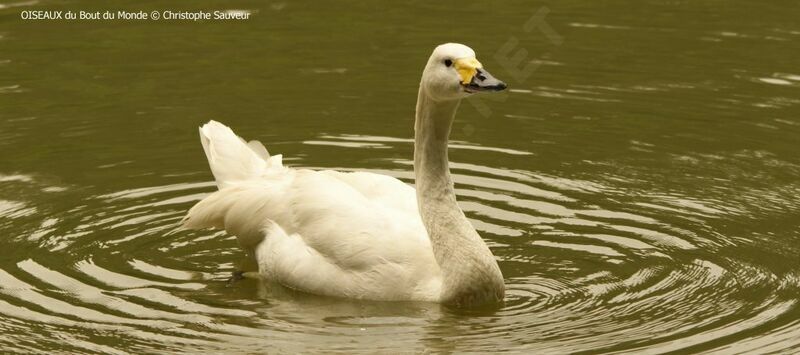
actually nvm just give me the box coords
[414,88,505,306]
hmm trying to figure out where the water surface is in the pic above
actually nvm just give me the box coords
[1,0,799,353]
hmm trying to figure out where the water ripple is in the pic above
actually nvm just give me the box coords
[0,135,797,352]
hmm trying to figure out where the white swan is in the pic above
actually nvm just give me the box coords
[183,43,508,307]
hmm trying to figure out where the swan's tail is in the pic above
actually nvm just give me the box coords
[198,120,283,189]
[182,120,283,231]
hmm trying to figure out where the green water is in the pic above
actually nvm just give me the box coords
[2,0,799,353]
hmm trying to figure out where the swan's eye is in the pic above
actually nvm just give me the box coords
[443,59,453,67]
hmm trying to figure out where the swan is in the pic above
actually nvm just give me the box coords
[182,43,508,307]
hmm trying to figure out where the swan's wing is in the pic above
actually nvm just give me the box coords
[184,121,440,300]
[184,169,440,299]
[282,169,431,267]
[257,218,440,301]
[275,170,440,301]
[318,170,419,218]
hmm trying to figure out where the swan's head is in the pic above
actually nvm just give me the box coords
[421,43,507,101]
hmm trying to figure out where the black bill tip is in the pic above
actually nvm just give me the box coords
[464,68,507,93]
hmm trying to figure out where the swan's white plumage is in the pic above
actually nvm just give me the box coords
[184,43,505,305]
[198,121,283,189]
[185,121,442,301]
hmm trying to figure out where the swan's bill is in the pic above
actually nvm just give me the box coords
[455,57,483,85]
[454,57,507,93]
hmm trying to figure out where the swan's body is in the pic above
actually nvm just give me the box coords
[183,43,507,306]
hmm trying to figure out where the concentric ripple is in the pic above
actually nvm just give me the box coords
[1,130,798,353]
[2,0,800,350]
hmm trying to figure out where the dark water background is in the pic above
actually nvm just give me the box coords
[1,0,799,353]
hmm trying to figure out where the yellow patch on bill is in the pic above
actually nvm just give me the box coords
[454,58,483,85]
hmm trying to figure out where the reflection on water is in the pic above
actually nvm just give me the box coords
[1,0,800,352]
